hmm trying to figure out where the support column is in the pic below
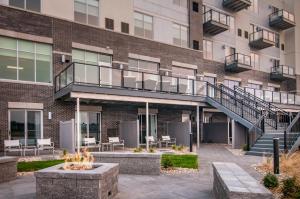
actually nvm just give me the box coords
[231,119,235,149]
[76,98,81,153]
[196,105,200,148]
[146,102,149,151]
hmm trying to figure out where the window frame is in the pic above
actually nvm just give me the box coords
[0,36,52,85]
[203,39,213,60]
[74,0,99,26]
[172,23,189,47]
[128,58,159,74]
[134,12,154,39]
[9,0,41,12]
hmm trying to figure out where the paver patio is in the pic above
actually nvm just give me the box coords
[0,144,263,199]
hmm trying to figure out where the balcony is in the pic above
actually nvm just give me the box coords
[249,29,275,50]
[55,62,207,102]
[270,65,296,81]
[225,53,252,73]
[222,0,251,12]
[269,10,295,30]
[203,9,230,36]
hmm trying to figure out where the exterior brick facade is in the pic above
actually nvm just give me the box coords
[0,5,297,151]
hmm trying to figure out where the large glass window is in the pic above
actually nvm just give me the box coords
[134,12,153,39]
[0,36,52,83]
[248,0,258,13]
[9,109,42,146]
[250,52,259,68]
[203,40,213,60]
[128,59,159,73]
[75,0,99,26]
[9,0,41,12]
[173,24,188,47]
[173,0,187,8]
[172,66,195,78]
[224,79,240,89]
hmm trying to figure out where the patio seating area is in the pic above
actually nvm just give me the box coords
[4,138,55,157]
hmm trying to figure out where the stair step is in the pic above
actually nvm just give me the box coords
[254,144,284,148]
[246,151,273,157]
[250,147,284,153]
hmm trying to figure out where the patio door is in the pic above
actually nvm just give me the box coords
[138,114,157,144]
[9,109,42,146]
[77,112,101,145]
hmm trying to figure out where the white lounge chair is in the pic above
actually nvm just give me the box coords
[145,136,158,147]
[4,140,22,156]
[159,136,176,148]
[108,137,125,151]
[82,137,101,151]
[37,138,54,155]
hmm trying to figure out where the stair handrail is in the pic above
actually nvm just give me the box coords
[284,112,300,153]
[218,83,278,129]
[206,82,263,124]
[247,114,266,150]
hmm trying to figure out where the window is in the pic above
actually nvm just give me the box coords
[203,76,215,84]
[281,44,285,51]
[72,49,112,85]
[248,0,258,13]
[173,0,187,8]
[247,83,261,89]
[173,24,188,47]
[203,40,213,60]
[237,29,242,37]
[224,79,240,89]
[74,0,99,26]
[193,40,199,50]
[250,52,259,68]
[128,59,159,73]
[134,12,153,39]
[121,22,129,34]
[273,59,280,67]
[105,18,114,30]
[192,2,199,12]
[275,33,280,48]
[225,46,235,57]
[9,0,41,12]
[9,109,42,146]
[172,66,195,78]
[0,36,52,83]
[244,31,249,39]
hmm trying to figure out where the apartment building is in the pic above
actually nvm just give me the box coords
[0,0,299,153]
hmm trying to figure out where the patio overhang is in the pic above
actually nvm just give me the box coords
[55,84,206,106]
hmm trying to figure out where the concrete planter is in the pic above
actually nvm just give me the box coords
[35,163,119,199]
[92,152,161,175]
[0,157,17,183]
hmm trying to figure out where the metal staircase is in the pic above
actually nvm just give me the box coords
[205,82,300,156]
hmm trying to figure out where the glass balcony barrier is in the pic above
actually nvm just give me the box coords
[203,9,230,26]
[270,10,295,23]
[249,29,275,43]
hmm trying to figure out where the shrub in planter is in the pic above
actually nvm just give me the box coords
[149,148,155,153]
[263,173,279,189]
[162,156,173,169]
[172,145,177,150]
[242,144,249,151]
[133,147,143,153]
[282,177,300,198]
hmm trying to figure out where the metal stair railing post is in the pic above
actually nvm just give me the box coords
[248,114,266,149]
[285,112,300,153]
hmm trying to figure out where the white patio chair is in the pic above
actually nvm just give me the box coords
[37,138,54,155]
[82,137,101,151]
[145,136,158,147]
[4,140,22,156]
[108,137,125,151]
[159,136,176,148]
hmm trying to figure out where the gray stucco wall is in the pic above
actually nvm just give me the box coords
[203,123,228,143]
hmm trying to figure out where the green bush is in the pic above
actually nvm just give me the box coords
[282,177,300,198]
[172,145,177,150]
[263,173,279,189]
[177,145,184,151]
[162,156,174,169]
[242,144,249,151]
[149,148,155,153]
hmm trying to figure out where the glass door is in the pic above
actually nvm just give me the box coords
[138,114,157,144]
[9,110,42,146]
[77,112,101,146]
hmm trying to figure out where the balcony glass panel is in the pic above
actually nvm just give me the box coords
[144,74,160,91]
[111,69,122,87]
[264,91,272,102]
[123,71,142,89]
[281,93,287,104]
[194,81,206,96]
[75,63,86,83]
[288,94,295,104]
[296,95,300,105]
[273,92,280,103]
[86,64,99,85]
[255,89,263,99]
[161,76,178,93]
[179,79,193,95]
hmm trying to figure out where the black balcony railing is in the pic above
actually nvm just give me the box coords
[269,10,295,24]
[55,62,207,97]
[203,9,230,26]
[225,53,252,66]
[222,0,251,12]
[249,29,276,43]
[271,65,295,76]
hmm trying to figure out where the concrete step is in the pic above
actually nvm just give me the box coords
[246,151,272,157]
[249,147,284,153]
[253,143,285,149]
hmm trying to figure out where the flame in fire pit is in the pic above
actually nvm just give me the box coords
[63,148,95,170]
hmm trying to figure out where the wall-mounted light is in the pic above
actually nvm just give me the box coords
[48,112,52,120]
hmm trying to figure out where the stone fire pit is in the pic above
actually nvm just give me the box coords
[35,162,119,199]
